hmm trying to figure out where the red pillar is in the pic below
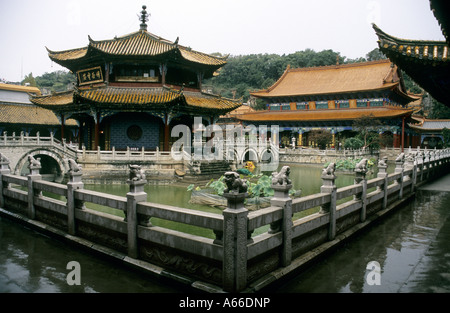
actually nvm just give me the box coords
[164,114,170,151]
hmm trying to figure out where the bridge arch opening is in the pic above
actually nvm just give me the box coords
[243,149,259,163]
[260,149,274,163]
[16,151,66,182]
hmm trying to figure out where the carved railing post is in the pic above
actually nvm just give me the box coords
[394,153,404,199]
[423,148,430,180]
[125,165,148,259]
[377,156,389,210]
[27,155,42,219]
[430,150,437,178]
[405,153,416,193]
[270,165,294,266]
[354,158,368,222]
[320,162,337,240]
[67,159,85,235]
[416,150,424,183]
[222,171,248,292]
[0,153,11,208]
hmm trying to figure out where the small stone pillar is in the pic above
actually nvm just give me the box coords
[430,150,436,178]
[394,153,404,198]
[27,155,42,219]
[222,171,248,292]
[416,151,424,182]
[423,149,430,180]
[405,153,417,192]
[320,162,337,240]
[377,156,388,179]
[125,165,148,259]
[0,153,10,175]
[377,157,389,210]
[67,159,85,235]
[0,153,11,208]
[354,158,368,222]
[270,165,294,267]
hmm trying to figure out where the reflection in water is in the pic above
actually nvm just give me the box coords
[0,218,183,293]
[274,190,450,293]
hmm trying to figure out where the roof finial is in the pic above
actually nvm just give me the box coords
[139,5,149,31]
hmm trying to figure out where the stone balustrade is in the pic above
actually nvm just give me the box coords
[0,148,449,292]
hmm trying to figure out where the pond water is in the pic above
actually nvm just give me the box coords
[86,164,379,212]
[82,164,381,238]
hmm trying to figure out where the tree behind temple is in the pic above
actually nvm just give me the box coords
[352,114,383,150]
[21,72,37,87]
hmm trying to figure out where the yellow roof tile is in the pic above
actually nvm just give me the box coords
[77,86,180,105]
[48,30,227,67]
[30,86,241,113]
[0,103,77,126]
[238,107,413,122]
[0,83,41,96]
[30,90,74,107]
[251,60,403,98]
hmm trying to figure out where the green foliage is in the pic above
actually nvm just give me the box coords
[443,128,450,147]
[344,137,364,150]
[21,72,37,87]
[308,129,332,149]
[366,48,387,61]
[205,49,344,104]
[188,173,299,198]
[34,70,76,92]
[351,114,382,150]
[206,176,227,195]
[324,157,376,171]
[429,99,450,119]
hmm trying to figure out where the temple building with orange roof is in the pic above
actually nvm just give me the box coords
[239,59,420,150]
[0,83,78,139]
[30,6,241,151]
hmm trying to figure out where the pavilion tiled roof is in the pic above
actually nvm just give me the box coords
[250,60,411,100]
[29,90,74,106]
[30,86,241,114]
[373,24,448,64]
[0,103,77,126]
[77,86,180,106]
[373,23,450,107]
[408,116,450,132]
[430,0,450,46]
[47,30,227,69]
[237,106,413,123]
[182,91,242,111]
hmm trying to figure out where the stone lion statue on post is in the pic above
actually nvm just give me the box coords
[322,162,336,177]
[355,158,368,173]
[271,165,292,186]
[128,164,146,181]
[27,155,41,170]
[223,171,248,194]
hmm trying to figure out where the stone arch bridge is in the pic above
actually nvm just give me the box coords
[0,133,279,183]
[0,132,77,182]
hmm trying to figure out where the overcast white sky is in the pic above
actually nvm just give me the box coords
[0,0,445,83]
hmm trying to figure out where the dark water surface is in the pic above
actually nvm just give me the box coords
[273,189,450,293]
[0,217,182,293]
